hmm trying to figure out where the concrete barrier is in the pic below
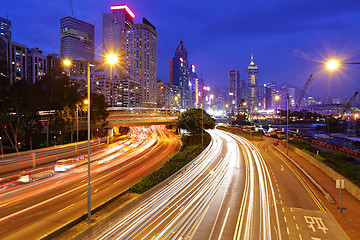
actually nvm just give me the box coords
[287,143,360,201]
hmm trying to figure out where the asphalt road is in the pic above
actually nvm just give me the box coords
[94,129,349,240]
[0,126,181,240]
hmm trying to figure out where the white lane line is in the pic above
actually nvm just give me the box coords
[217,208,230,240]
[58,203,75,213]
[282,208,285,213]
[280,200,283,205]
[296,224,299,230]
[293,216,296,220]
[299,234,303,240]
[287,227,290,234]
[284,216,287,223]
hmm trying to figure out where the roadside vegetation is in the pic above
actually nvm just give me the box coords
[217,125,263,140]
[288,139,360,186]
[130,109,215,194]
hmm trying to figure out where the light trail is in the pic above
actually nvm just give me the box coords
[95,129,282,240]
[0,126,181,240]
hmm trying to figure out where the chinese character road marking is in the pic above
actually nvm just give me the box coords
[304,216,328,233]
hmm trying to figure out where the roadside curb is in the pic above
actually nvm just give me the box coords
[272,144,335,204]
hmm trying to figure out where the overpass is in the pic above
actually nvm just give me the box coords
[100,107,179,137]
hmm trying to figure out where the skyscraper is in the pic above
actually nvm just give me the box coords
[229,69,240,112]
[125,18,157,108]
[103,5,157,108]
[170,41,190,109]
[247,55,259,112]
[60,16,94,62]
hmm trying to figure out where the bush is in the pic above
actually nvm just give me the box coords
[289,139,360,187]
[130,132,211,194]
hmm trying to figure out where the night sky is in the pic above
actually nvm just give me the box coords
[2,0,360,99]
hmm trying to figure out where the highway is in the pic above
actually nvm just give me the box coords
[95,129,348,240]
[0,125,181,240]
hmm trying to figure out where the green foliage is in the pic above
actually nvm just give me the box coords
[130,132,211,194]
[288,139,360,186]
[177,109,215,134]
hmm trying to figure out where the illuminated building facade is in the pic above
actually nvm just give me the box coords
[170,41,190,109]
[60,16,94,62]
[27,48,47,84]
[0,17,11,40]
[246,55,259,112]
[229,69,240,114]
[103,5,156,108]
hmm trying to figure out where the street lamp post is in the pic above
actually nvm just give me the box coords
[64,53,117,221]
[287,96,289,155]
[275,95,281,129]
[0,137,3,159]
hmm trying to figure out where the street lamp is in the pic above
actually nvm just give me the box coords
[326,60,360,70]
[287,95,289,155]
[63,53,118,221]
[0,136,3,159]
[275,95,281,128]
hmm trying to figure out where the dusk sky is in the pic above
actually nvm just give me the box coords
[2,0,360,99]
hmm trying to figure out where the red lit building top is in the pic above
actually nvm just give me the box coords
[110,5,135,19]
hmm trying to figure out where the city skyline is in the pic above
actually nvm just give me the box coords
[1,1,360,98]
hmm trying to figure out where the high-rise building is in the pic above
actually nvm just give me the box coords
[0,37,8,78]
[157,80,166,108]
[27,48,47,84]
[247,55,259,112]
[60,16,94,62]
[189,64,198,108]
[102,4,134,81]
[229,69,240,113]
[0,17,11,40]
[170,41,190,109]
[9,41,27,84]
[126,18,157,108]
[102,5,156,108]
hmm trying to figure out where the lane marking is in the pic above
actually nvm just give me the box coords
[217,208,230,240]
[58,203,75,213]
[269,145,325,211]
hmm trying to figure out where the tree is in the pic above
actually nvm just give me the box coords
[177,109,215,134]
[0,80,42,152]
[89,93,109,137]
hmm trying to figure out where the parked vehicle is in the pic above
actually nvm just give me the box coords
[276,131,286,139]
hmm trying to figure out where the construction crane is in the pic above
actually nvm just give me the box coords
[340,91,358,118]
[70,0,75,17]
[294,74,313,111]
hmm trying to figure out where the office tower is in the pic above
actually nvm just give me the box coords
[170,41,190,109]
[0,17,11,40]
[102,4,134,81]
[265,82,276,109]
[60,16,94,62]
[229,69,240,113]
[189,64,198,108]
[126,18,157,108]
[247,55,259,112]
[27,48,47,84]
[103,5,156,108]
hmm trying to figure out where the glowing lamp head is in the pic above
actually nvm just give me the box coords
[355,114,359,119]
[106,54,118,65]
[180,57,184,62]
[243,102,247,106]
[327,60,340,70]
[84,99,89,105]
[63,60,71,66]
[275,95,280,101]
